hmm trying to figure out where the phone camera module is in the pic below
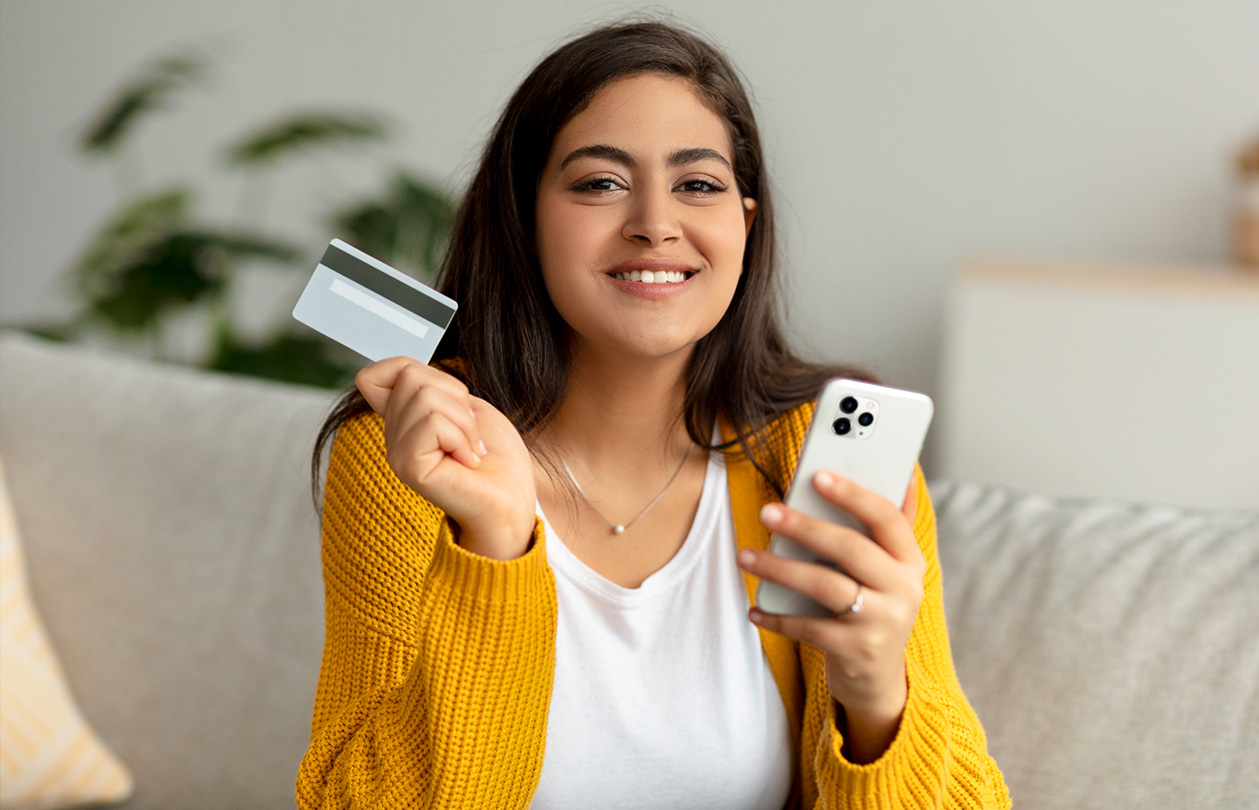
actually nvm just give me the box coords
[858,412,874,427]
[840,396,859,414]
[832,417,852,435]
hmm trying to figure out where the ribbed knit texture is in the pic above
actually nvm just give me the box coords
[297,405,1010,809]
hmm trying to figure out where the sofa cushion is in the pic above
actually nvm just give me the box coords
[1,455,134,809]
[932,480,1259,810]
[0,333,335,809]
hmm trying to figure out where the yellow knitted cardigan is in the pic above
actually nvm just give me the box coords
[297,404,1010,809]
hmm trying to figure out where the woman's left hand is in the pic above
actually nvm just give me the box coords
[737,472,926,763]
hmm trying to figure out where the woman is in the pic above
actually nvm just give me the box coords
[297,19,1009,810]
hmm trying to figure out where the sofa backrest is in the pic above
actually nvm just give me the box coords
[0,333,336,809]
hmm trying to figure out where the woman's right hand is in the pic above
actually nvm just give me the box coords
[356,357,537,561]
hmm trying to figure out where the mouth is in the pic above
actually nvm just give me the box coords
[609,269,695,284]
[607,258,698,285]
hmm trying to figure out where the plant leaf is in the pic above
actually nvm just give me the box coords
[177,229,304,269]
[81,54,208,153]
[224,113,387,167]
[86,233,222,330]
[72,188,191,290]
[209,331,359,388]
[393,173,456,273]
[79,228,301,332]
[329,170,455,282]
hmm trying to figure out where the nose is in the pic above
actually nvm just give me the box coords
[621,184,681,247]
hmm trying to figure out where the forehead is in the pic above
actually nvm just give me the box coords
[550,73,734,162]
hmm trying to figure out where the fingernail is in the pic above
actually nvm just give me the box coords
[749,608,764,624]
[815,471,834,488]
[760,504,783,525]
[479,440,488,455]
[738,549,756,568]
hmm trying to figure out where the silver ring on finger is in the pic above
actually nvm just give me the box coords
[836,584,864,618]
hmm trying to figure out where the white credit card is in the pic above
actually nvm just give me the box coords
[292,239,456,364]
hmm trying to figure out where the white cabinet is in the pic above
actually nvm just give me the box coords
[938,261,1259,510]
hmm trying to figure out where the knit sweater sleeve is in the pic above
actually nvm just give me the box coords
[801,468,1011,809]
[295,413,557,809]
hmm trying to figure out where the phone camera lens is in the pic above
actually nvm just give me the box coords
[833,418,852,435]
[858,412,874,427]
[840,396,859,414]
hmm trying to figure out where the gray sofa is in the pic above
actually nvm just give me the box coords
[0,332,1255,809]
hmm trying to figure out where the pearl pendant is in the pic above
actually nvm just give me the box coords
[613,524,626,535]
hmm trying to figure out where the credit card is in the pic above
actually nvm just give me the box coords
[292,239,456,364]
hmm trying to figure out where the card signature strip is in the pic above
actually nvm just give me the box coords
[328,278,430,340]
[319,243,455,328]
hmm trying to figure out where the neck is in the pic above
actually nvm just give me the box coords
[544,343,699,474]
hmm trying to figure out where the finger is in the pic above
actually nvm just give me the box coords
[391,410,482,481]
[813,471,921,564]
[357,357,476,418]
[748,606,858,651]
[355,357,415,414]
[467,397,501,456]
[359,359,485,459]
[738,545,866,617]
[758,502,896,591]
[387,385,484,465]
[391,360,477,407]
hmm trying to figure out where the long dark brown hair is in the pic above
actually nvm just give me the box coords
[312,19,869,501]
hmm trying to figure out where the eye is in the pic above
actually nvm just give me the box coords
[677,177,728,196]
[573,175,625,193]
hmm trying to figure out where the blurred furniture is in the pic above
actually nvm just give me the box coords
[933,480,1258,809]
[937,260,1259,510]
[1,332,1255,808]
[0,333,331,809]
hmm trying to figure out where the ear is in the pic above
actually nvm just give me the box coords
[742,197,758,237]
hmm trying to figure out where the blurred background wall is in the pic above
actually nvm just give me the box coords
[2,0,1257,489]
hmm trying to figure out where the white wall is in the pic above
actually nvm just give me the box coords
[2,0,1257,413]
[939,263,1259,509]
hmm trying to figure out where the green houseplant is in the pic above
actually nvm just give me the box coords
[31,49,455,389]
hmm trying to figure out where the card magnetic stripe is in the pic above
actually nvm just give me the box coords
[319,244,455,328]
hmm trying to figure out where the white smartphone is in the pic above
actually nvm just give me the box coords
[754,378,934,617]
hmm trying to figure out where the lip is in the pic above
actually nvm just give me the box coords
[608,257,698,276]
[604,257,698,300]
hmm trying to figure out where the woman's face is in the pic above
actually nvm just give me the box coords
[535,72,757,363]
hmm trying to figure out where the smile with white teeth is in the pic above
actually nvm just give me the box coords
[611,269,691,283]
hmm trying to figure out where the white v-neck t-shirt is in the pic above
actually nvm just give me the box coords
[530,449,794,810]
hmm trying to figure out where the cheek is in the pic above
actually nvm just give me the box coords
[534,198,600,326]
[535,198,604,278]
[533,196,565,273]
[695,209,751,273]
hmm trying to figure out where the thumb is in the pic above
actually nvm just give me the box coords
[355,357,411,415]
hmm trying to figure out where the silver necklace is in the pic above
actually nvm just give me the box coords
[557,443,693,535]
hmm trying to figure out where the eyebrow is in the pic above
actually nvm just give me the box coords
[559,144,732,171]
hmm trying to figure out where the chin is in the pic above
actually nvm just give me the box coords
[568,311,724,364]
[619,331,707,363]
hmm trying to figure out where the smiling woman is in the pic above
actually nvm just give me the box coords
[298,19,1009,810]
